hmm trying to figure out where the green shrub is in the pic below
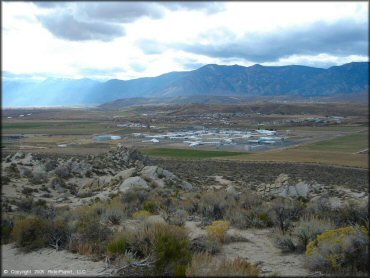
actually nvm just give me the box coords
[274,233,297,253]
[21,187,34,195]
[274,217,334,253]
[154,226,192,276]
[68,211,111,258]
[125,223,189,265]
[143,201,157,213]
[306,225,369,274]
[190,236,221,255]
[333,202,368,227]
[48,218,70,250]
[133,210,151,219]
[293,217,334,252]
[75,213,111,243]
[270,198,303,234]
[30,171,48,184]
[15,197,34,212]
[166,209,188,226]
[198,191,231,221]
[107,236,127,255]
[54,165,70,178]
[101,209,125,225]
[226,207,273,229]
[12,216,49,251]
[258,212,273,226]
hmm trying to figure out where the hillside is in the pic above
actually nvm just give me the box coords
[3,62,368,107]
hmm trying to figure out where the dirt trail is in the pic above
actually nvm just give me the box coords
[1,244,115,277]
[218,228,310,276]
[185,221,310,277]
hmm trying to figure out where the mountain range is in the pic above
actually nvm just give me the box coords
[2,62,368,107]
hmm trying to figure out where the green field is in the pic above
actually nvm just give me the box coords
[298,131,368,153]
[142,148,246,159]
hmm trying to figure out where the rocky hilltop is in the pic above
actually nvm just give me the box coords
[2,145,192,209]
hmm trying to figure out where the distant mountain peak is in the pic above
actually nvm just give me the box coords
[3,61,368,107]
[250,64,264,68]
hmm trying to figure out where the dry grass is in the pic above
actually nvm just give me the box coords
[206,220,230,244]
[186,252,260,277]
[228,148,368,168]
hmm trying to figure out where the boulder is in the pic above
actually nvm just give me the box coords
[113,168,136,182]
[295,181,310,198]
[274,174,289,187]
[13,152,25,161]
[276,182,310,199]
[140,166,162,181]
[20,153,34,165]
[119,176,149,193]
[162,169,177,180]
[179,181,193,191]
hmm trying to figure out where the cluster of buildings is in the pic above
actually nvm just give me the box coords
[6,113,32,119]
[131,128,287,148]
[117,122,149,128]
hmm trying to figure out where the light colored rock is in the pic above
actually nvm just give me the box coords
[119,176,149,192]
[162,169,177,180]
[21,153,34,165]
[13,152,25,160]
[295,181,310,198]
[140,166,162,181]
[151,179,166,188]
[180,181,193,191]
[113,168,136,182]
[274,174,289,187]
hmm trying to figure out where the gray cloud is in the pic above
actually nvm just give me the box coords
[33,2,68,9]
[34,2,225,42]
[164,2,225,14]
[38,13,125,41]
[175,19,368,62]
[79,2,165,23]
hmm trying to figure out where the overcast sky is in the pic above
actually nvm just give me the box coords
[2,1,368,80]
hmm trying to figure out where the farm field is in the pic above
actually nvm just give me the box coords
[297,130,368,153]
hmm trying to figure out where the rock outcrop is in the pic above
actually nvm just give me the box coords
[119,176,149,192]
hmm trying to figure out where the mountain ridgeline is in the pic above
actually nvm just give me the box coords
[3,62,368,107]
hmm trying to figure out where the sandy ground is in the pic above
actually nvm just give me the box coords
[2,223,310,277]
[185,221,310,277]
[218,228,310,277]
[1,244,115,277]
